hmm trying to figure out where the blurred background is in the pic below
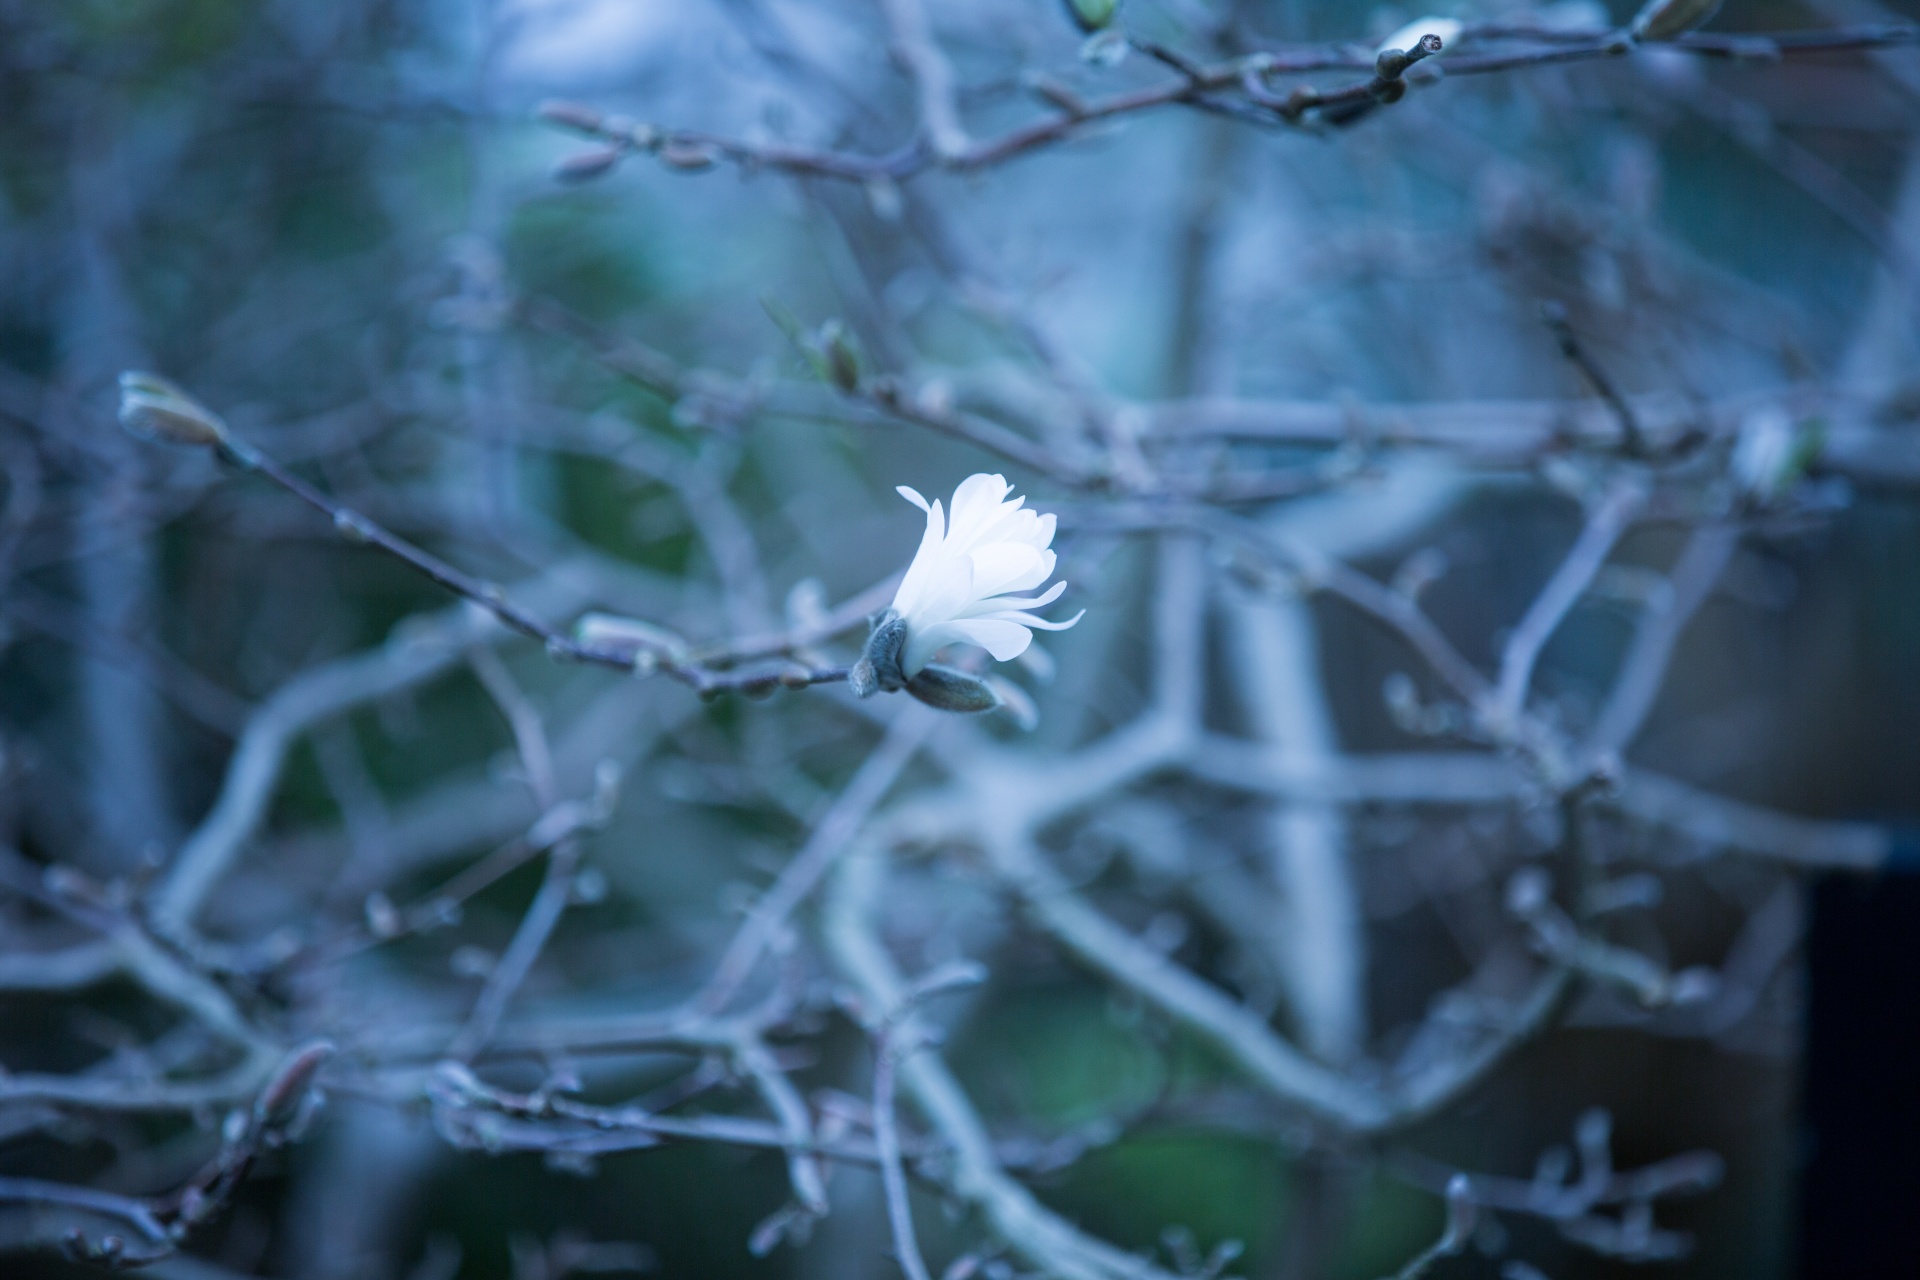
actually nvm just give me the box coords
[1,1,1918,1278]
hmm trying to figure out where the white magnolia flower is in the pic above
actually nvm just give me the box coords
[888,473,1083,677]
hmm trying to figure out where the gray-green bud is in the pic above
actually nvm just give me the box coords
[117,371,228,448]
[905,663,1002,714]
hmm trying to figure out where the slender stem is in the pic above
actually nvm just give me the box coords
[540,25,1920,184]
[1584,525,1740,760]
[1492,480,1646,731]
[218,438,852,695]
[1541,304,1645,455]
[873,1038,933,1280]
[690,707,934,1017]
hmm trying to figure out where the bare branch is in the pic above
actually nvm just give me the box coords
[1490,479,1647,735]
[878,0,968,161]
[1583,525,1741,761]
[691,705,935,1019]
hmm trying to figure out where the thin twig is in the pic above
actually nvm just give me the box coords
[1540,303,1645,456]
[447,652,598,1060]
[539,25,1920,184]
[691,705,935,1018]
[872,1032,932,1280]
[1583,524,1740,760]
[1491,479,1647,733]
[879,0,968,161]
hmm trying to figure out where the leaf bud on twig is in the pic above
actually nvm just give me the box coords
[117,371,228,448]
[819,319,861,392]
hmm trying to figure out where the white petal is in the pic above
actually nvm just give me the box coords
[950,472,1009,517]
[946,474,1014,548]
[999,509,1056,551]
[890,498,948,618]
[962,580,1066,617]
[960,499,1032,553]
[903,617,1033,674]
[981,608,1083,632]
[896,485,930,512]
[909,544,975,629]
[966,543,1049,601]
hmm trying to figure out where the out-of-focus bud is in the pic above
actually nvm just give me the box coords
[1382,671,1423,732]
[1505,866,1553,918]
[1731,406,1822,503]
[364,891,402,939]
[251,1038,336,1142]
[1630,0,1722,41]
[1575,1108,1611,1159]
[553,146,625,183]
[1669,965,1720,1006]
[819,320,861,392]
[570,865,609,905]
[864,175,904,222]
[1080,27,1129,66]
[535,100,606,133]
[574,612,687,671]
[117,371,227,448]
[1376,16,1462,59]
[905,663,1002,713]
[987,675,1039,730]
[784,577,830,632]
[1015,640,1055,683]
[658,141,718,171]
[1061,0,1119,34]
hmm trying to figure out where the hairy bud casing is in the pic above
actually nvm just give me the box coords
[851,610,908,698]
[905,662,1002,713]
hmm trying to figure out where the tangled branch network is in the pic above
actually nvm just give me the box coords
[3,0,1918,1277]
